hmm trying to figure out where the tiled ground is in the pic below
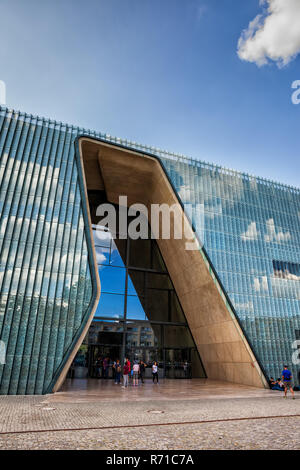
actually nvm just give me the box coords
[1,417,299,450]
[55,377,278,403]
[0,379,299,450]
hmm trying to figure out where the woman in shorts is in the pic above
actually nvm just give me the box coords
[132,361,140,386]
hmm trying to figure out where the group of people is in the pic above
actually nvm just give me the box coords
[93,356,160,386]
[114,358,159,388]
[268,365,297,399]
[94,356,111,379]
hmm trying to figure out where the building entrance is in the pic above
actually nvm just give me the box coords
[88,344,122,378]
[72,342,201,382]
[66,195,206,386]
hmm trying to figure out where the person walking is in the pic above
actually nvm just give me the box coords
[122,359,130,388]
[152,361,159,384]
[95,356,102,378]
[113,359,121,384]
[139,360,146,384]
[125,357,131,385]
[282,365,295,399]
[132,361,140,386]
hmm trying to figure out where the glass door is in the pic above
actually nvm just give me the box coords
[125,347,164,378]
[88,344,122,378]
[164,348,192,378]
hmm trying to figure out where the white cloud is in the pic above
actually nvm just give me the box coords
[264,218,291,243]
[241,222,259,241]
[271,277,300,300]
[253,276,269,292]
[237,0,300,67]
[0,341,5,365]
[284,272,300,281]
[253,277,261,292]
[96,252,107,265]
[178,184,193,201]
[261,276,269,292]
[92,226,112,244]
[233,301,254,312]
[205,202,223,219]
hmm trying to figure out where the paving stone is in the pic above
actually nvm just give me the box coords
[0,381,299,450]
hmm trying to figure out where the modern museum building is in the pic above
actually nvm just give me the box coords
[0,106,299,394]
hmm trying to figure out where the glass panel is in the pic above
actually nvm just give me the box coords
[151,243,167,272]
[169,292,186,323]
[98,328,123,345]
[110,239,126,267]
[163,325,194,348]
[147,289,169,322]
[95,245,110,265]
[127,269,146,296]
[126,296,147,320]
[147,272,172,290]
[129,238,151,269]
[98,266,126,294]
[88,320,124,344]
[92,227,112,248]
[164,349,192,379]
[125,321,161,348]
[125,347,163,374]
[95,293,125,319]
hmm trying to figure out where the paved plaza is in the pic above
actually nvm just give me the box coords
[0,379,299,450]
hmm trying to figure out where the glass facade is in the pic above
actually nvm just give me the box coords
[160,157,300,381]
[86,206,204,379]
[0,104,299,393]
[0,108,98,394]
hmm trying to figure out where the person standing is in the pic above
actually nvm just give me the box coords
[122,359,130,388]
[125,357,131,384]
[183,361,189,379]
[114,359,121,384]
[139,360,146,384]
[282,365,295,399]
[95,356,101,378]
[103,357,109,379]
[112,360,116,382]
[152,361,159,384]
[132,361,140,386]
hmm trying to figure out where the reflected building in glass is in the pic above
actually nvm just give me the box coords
[0,106,299,394]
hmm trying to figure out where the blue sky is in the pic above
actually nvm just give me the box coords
[0,0,299,187]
